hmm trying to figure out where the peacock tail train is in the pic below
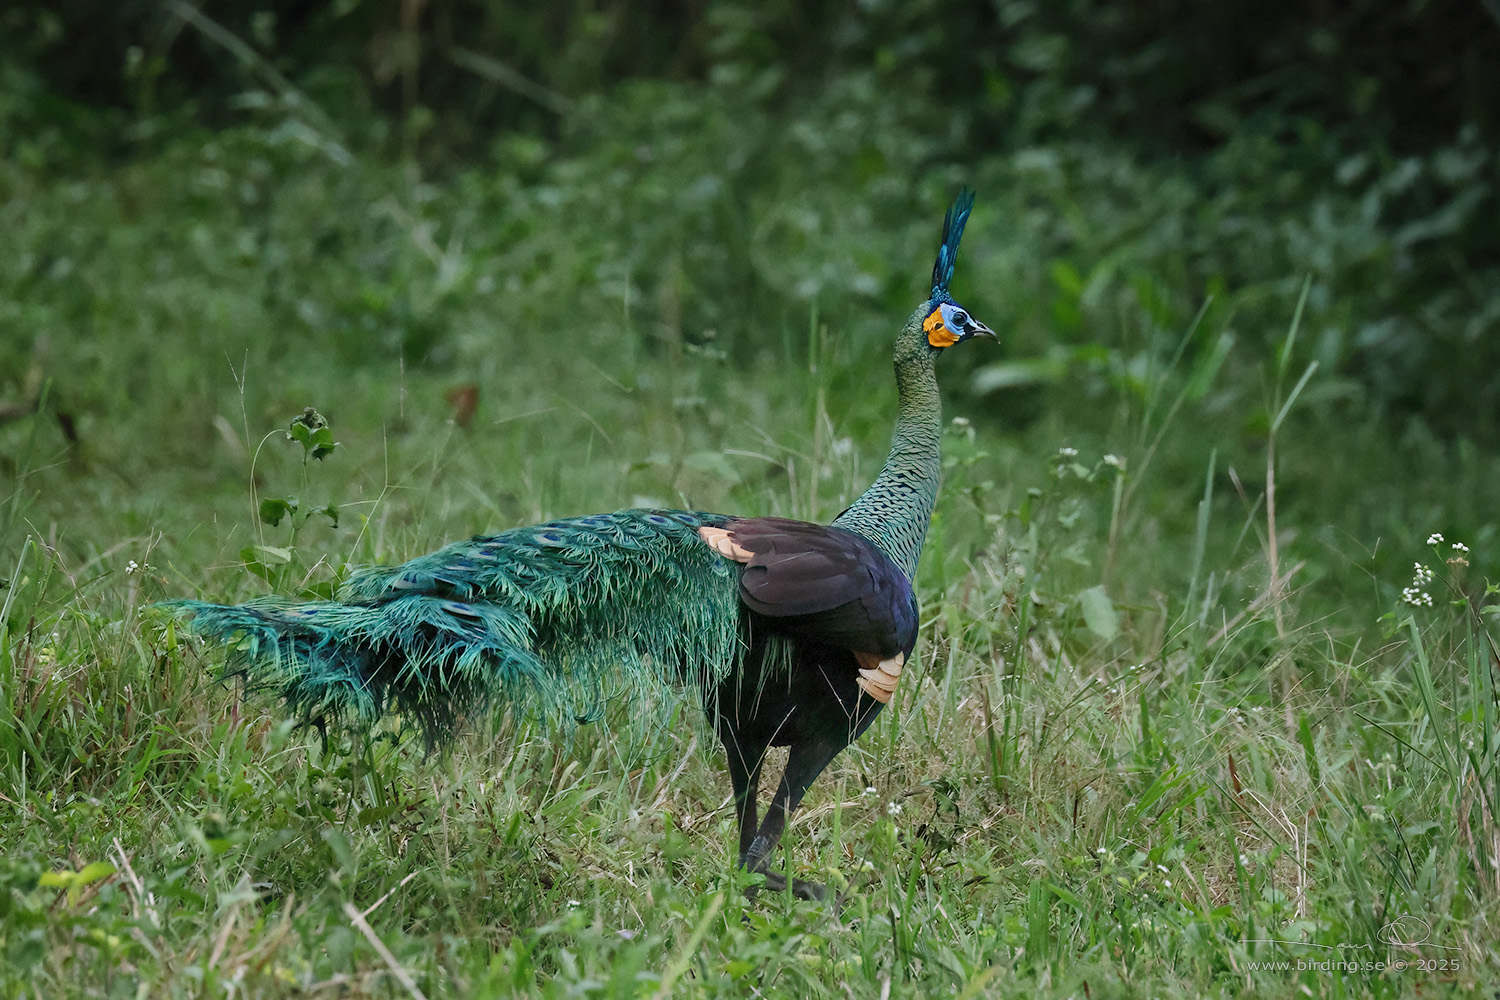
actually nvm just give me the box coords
[163,509,756,745]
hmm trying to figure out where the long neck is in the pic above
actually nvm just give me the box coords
[832,355,942,578]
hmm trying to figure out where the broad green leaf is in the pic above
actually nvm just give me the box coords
[287,408,339,460]
[1078,585,1119,642]
[74,861,116,886]
[259,497,298,526]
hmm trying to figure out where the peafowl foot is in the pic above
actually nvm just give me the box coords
[747,867,827,902]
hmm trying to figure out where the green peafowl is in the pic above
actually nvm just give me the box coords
[166,191,994,900]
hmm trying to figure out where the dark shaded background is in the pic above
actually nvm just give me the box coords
[3,0,1499,441]
[10,1,1498,155]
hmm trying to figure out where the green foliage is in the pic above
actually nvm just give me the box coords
[232,409,343,593]
[286,407,339,463]
[3,17,1500,996]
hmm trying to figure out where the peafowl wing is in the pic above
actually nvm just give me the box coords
[700,517,917,663]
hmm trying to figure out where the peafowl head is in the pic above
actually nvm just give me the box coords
[898,189,994,364]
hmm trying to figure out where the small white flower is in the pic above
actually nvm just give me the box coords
[887,801,903,817]
[567,899,581,907]
[126,560,139,575]
[1103,454,1125,469]
[1096,847,1108,855]
[1239,854,1249,866]
[1401,586,1433,607]
[951,416,971,428]
[1426,532,1444,545]
[1163,880,1172,888]
[1452,541,1469,554]
[1156,864,1169,874]
[863,786,878,797]
[1058,446,1079,458]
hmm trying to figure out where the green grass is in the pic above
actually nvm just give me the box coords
[3,95,1499,997]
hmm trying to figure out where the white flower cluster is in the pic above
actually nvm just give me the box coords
[1054,445,1081,479]
[1051,446,1127,479]
[1401,587,1433,607]
[1404,536,1472,606]
[1402,559,1434,606]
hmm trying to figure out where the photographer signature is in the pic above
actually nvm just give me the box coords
[1245,914,1459,953]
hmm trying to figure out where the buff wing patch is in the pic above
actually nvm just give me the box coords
[699,526,754,561]
[853,650,905,703]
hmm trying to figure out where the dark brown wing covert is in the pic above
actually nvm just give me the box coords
[701,517,918,658]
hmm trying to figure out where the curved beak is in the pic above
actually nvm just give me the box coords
[967,318,997,341]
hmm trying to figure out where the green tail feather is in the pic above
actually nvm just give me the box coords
[161,509,745,745]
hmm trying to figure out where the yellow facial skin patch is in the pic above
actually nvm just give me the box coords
[924,309,959,348]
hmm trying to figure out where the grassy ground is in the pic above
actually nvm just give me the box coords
[3,105,1498,997]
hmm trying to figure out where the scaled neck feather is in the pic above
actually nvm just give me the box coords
[832,306,943,578]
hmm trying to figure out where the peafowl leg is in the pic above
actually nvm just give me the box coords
[742,736,845,901]
[723,738,768,862]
